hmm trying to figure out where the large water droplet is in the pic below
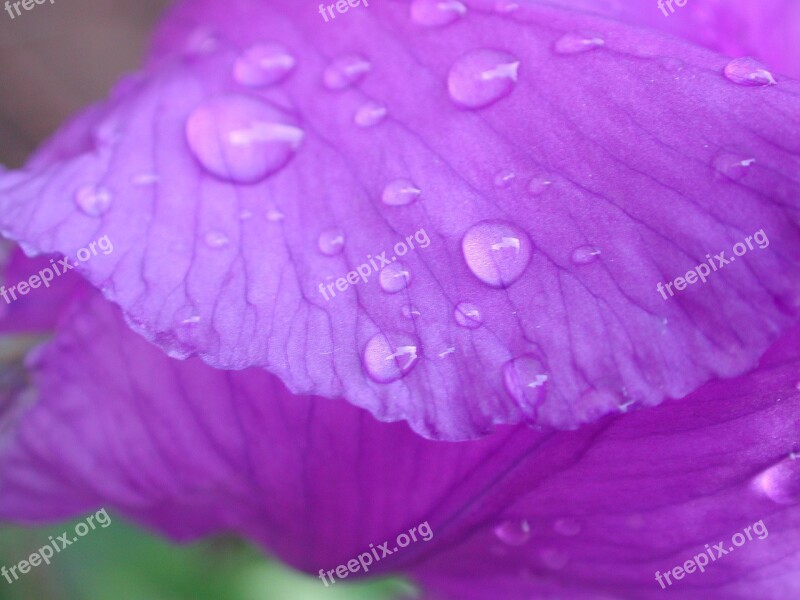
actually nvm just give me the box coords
[379,263,412,293]
[448,49,520,109]
[323,55,372,90]
[493,520,531,546]
[454,302,483,329]
[528,175,553,196]
[354,101,388,127]
[318,228,345,256]
[554,32,605,54]
[553,518,581,536]
[186,95,304,184]
[410,0,466,27]
[724,57,776,87]
[503,354,548,408]
[462,221,532,288]
[233,43,296,87]
[713,153,756,181]
[753,455,800,505]
[382,179,421,206]
[74,184,112,217]
[362,332,420,383]
[571,245,601,264]
[204,230,230,248]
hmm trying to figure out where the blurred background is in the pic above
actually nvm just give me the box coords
[0,2,413,598]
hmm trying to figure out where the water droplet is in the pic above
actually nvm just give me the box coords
[318,228,345,256]
[438,347,456,359]
[494,0,519,13]
[401,304,421,319]
[266,209,285,222]
[183,27,218,56]
[323,55,371,90]
[362,332,420,383]
[571,245,601,264]
[448,49,520,109]
[554,32,605,55]
[528,175,553,196]
[182,315,201,324]
[713,153,756,181]
[354,101,388,127]
[493,520,531,546]
[380,263,411,293]
[503,354,548,408]
[795,381,800,392]
[753,455,799,505]
[186,95,304,184]
[724,57,776,87]
[540,548,568,570]
[553,518,581,536]
[382,179,421,206]
[204,230,230,248]
[462,220,532,288]
[239,209,253,220]
[494,169,516,188]
[233,43,296,87]
[74,185,112,217]
[131,173,159,186]
[454,302,483,329]
[410,0,466,27]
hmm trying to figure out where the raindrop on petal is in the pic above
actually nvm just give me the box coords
[724,57,776,87]
[494,169,516,188]
[318,228,345,256]
[554,32,605,55]
[355,101,388,127]
[528,175,553,196]
[410,0,466,27]
[204,230,230,248]
[380,262,412,293]
[233,43,296,87]
[462,220,532,288]
[363,332,420,383]
[713,153,756,181]
[382,179,421,206]
[324,55,372,90]
[503,354,548,409]
[454,302,483,329]
[553,518,582,537]
[448,49,520,109]
[493,520,531,546]
[74,185,112,217]
[753,455,800,505]
[571,245,601,264]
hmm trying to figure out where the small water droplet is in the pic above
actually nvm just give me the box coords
[182,315,201,324]
[354,101,388,127]
[204,230,230,248]
[713,153,756,181]
[318,228,345,256]
[131,173,159,186]
[233,43,296,87]
[494,0,519,13]
[438,347,456,359]
[554,32,605,54]
[724,57,776,87]
[401,304,421,319]
[753,455,800,505]
[74,185,112,217]
[528,175,553,196]
[323,55,372,90]
[448,49,520,109]
[380,263,412,293]
[266,209,285,222]
[239,209,253,220]
[382,179,421,206]
[462,220,532,288]
[493,520,531,546]
[494,169,516,188]
[795,381,800,392]
[362,332,420,383]
[184,27,218,56]
[454,302,483,329]
[571,245,601,264]
[540,548,568,570]
[410,0,466,27]
[503,354,548,409]
[553,518,581,536]
[186,95,304,184]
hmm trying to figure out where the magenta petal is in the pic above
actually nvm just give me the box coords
[0,284,798,597]
[1,1,799,438]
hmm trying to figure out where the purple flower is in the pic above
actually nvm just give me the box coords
[0,0,799,596]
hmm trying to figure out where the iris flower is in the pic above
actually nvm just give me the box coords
[0,0,798,597]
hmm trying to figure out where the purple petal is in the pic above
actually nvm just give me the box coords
[1,1,799,438]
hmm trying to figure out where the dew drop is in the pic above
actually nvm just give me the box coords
[74,184,112,217]
[266,209,285,222]
[528,175,553,196]
[401,304,421,319]
[186,95,304,184]
[410,0,466,27]
[131,173,159,186]
[318,228,345,256]
[448,49,520,109]
[362,332,420,383]
[382,179,421,206]
[454,302,483,329]
[204,230,230,248]
[355,101,388,127]
[571,245,601,264]
[323,55,371,90]
[380,263,412,293]
[723,57,776,87]
[494,0,519,13]
[713,153,756,181]
[494,169,516,188]
[183,27,218,56]
[462,220,532,288]
[553,518,581,537]
[493,520,531,546]
[753,455,800,505]
[233,43,296,87]
[554,32,605,54]
[503,354,548,409]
